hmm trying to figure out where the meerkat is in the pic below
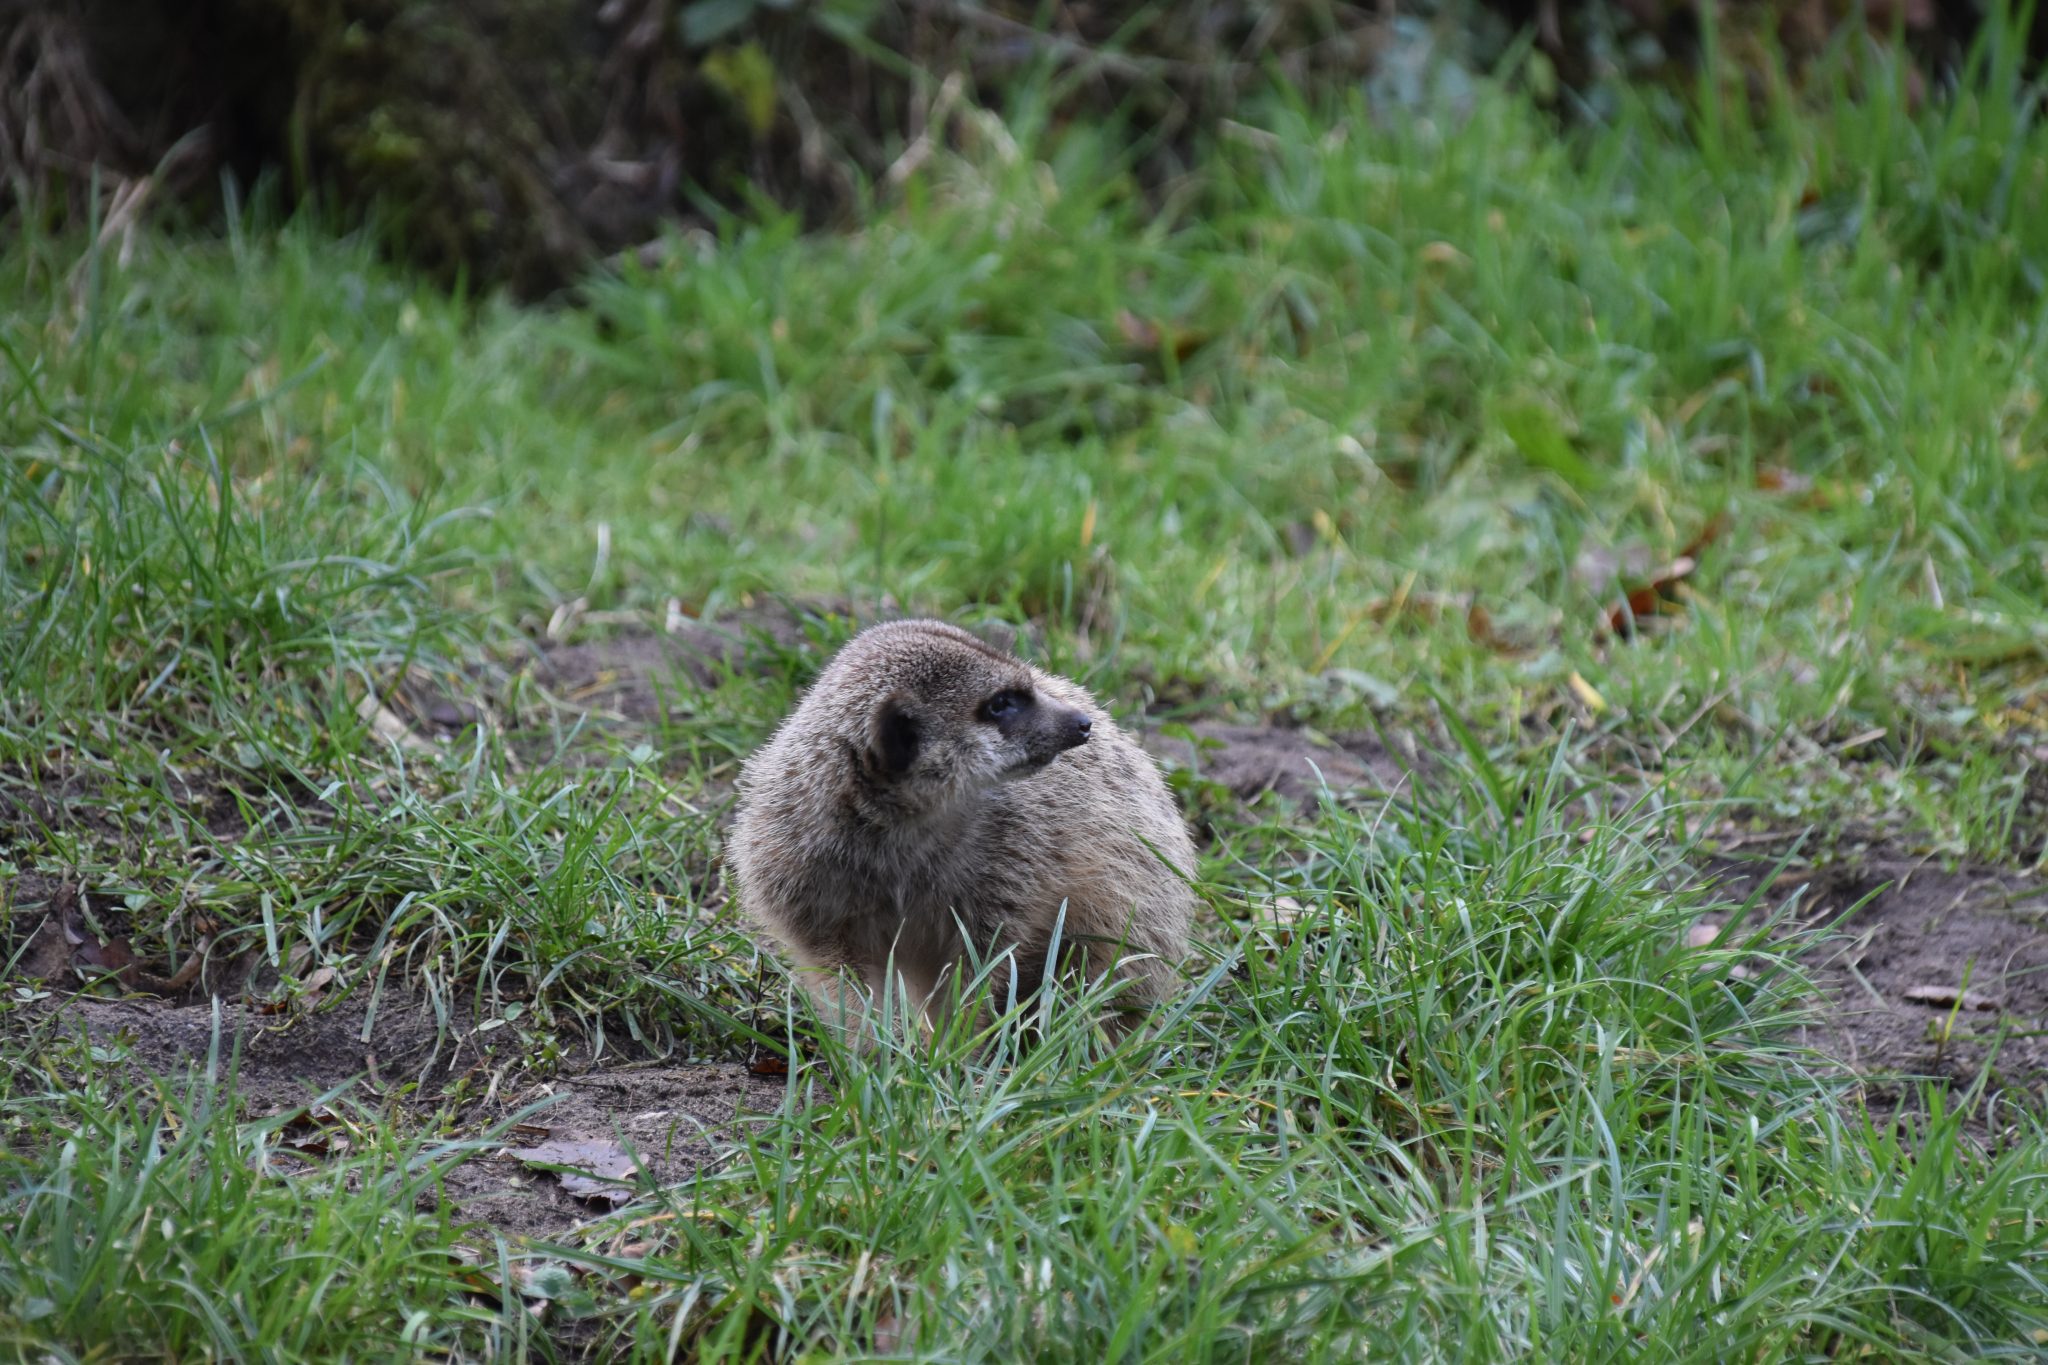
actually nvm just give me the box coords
[729,619,1196,1036]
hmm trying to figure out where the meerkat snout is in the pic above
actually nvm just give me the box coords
[1003,694,1093,773]
[729,619,1197,1036]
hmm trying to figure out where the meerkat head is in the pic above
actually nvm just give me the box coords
[825,620,1093,815]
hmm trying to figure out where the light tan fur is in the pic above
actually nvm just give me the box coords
[729,620,1196,1036]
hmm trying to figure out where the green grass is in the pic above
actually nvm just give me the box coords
[0,1014,530,1360]
[3,18,2048,1363]
[578,771,2048,1361]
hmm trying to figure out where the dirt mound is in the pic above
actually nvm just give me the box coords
[437,1062,786,1241]
[1141,722,1424,809]
[23,972,526,1103]
[1705,855,2048,1117]
[530,599,834,723]
[22,982,785,1242]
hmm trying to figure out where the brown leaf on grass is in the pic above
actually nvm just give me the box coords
[1360,589,1471,625]
[511,1136,642,1208]
[1601,515,1726,640]
[747,1046,790,1077]
[1250,895,1310,947]
[12,883,76,981]
[273,1103,362,1159]
[873,1309,908,1353]
[1466,603,1534,656]
[1603,556,1695,637]
[1902,985,2001,1012]
[59,892,138,987]
[1572,543,1621,596]
[1755,466,1814,495]
[134,934,215,997]
[1114,309,1161,349]
[1114,309,1211,363]
[1683,921,1755,975]
[355,692,437,754]
[254,963,339,1016]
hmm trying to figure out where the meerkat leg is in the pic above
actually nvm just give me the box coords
[776,935,905,1051]
[786,963,875,1043]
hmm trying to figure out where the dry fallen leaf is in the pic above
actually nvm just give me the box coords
[1253,895,1310,946]
[1902,985,2001,1012]
[1114,309,1161,350]
[1603,555,1696,638]
[873,1309,907,1353]
[14,884,78,981]
[1684,922,1755,977]
[511,1136,643,1208]
[1601,515,1726,641]
[1755,466,1814,495]
[1568,671,1609,713]
[1465,602,1532,656]
[256,963,339,1016]
[61,895,138,987]
[1113,309,1212,362]
[1575,540,1671,597]
[355,693,437,754]
[273,1103,363,1159]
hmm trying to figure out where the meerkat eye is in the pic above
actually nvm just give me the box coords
[979,689,1028,723]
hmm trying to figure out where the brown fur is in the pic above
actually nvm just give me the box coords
[729,620,1196,1035]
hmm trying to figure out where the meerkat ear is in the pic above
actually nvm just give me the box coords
[869,694,921,777]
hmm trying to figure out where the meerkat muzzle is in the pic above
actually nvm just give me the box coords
[1008,705,1092,773]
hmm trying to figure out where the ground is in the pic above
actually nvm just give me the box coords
[9,617,2045,1252]
[6,35,2048,1364]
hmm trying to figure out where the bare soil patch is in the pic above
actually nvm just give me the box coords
[527,599,841,724]
[1703,854,2048,1118]
[15,982,785,1242]
[1139,722,1424,809]
[439,1062,785,1241]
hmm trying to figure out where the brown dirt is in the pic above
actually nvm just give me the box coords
[527,599,846,724]
[1701,855,2048,1117]
[17,982,785,1243]
[1139,721,1425,809]
[435,1062,786,1241]
[5,871,76,981]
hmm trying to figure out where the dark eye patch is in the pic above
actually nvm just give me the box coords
[979,688,1030,723]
